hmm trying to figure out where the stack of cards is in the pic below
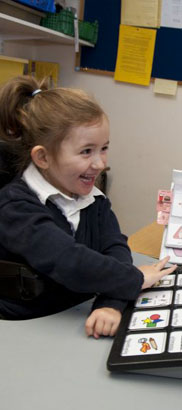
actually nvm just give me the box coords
[160,170,182,264]
[107,268,182,378]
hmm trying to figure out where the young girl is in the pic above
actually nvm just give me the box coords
[0,76,176,337]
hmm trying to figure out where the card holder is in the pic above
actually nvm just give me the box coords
[107,268,182,378]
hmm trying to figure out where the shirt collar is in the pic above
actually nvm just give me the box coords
[22,162,105,205]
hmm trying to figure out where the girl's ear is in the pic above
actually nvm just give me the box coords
[31,145,50,169]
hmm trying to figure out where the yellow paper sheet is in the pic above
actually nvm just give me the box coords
[121,0,159,28]
[0,57,27,84]
[114,25,157,86]
[154,78,177,96]
[28,60,59,87]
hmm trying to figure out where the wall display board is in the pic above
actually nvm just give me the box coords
[79,0,182,82]
[78,0,121,75]
[152,27,182,81]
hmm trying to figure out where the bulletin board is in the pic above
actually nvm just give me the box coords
[79,0,182,82]
[152,27,182,81]
[78,0,121,75]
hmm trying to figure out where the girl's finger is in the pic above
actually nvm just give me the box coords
[154,256,170,271]
[85,313,97,336]
[159,264,177,277]
[94,318,104,338]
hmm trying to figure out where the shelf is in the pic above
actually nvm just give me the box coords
[0,13,94,47]
[0,54,28,63]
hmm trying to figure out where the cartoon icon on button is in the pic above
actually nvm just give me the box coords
[173,226,182,239]
[142,314,163,328]
[138,337,158,353]
[138,338,151,353]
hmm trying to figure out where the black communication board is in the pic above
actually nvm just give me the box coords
[107,267,182,379]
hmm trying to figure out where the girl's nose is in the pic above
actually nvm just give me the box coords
[91,155,105,170]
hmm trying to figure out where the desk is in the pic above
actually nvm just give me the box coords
[128,221,164,259]
[1,253,182,410]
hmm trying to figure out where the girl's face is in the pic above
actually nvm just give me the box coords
[44,115,110,197]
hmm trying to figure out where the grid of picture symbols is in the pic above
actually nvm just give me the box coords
[121,271,182,357]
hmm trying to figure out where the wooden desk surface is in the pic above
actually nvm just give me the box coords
[128,222,164,260]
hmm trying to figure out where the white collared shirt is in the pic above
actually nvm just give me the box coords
[22,162,104,232]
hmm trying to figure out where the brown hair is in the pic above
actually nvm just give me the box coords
[0,75,105,172]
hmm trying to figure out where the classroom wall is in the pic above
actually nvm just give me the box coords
[5,41,182,236]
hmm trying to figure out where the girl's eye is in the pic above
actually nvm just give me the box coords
[102,145,109,152]
[81,148,91,155]
[80,145,109,155]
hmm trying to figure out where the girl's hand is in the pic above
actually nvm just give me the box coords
[85,307,122,339]
[139,256,177,289]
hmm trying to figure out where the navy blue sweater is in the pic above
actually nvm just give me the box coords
[0,179,143,319]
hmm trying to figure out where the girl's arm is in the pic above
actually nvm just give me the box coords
[0,187,143,301]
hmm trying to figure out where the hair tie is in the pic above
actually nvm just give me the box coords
[32,89,42,97]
